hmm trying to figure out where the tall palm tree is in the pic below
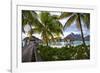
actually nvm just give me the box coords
[33,11,63,46]
[22,11,63,61]
[22,10,43,61]
[22,11,63,46]
[59,12,90,46]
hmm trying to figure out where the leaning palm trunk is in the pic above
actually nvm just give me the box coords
[78,14,86,46]
[46,40,49,46]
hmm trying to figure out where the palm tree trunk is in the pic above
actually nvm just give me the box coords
[29,33,32,41]
[46,41,49,46]
[78,14,86,46]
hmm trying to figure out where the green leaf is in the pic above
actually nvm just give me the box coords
[52,15,59,19]
[76,16,81,30]
[81,13,90,29]
[64,14,77,30]
[59,12,73,19]
[40,12,51,25]
[32,28,42,34]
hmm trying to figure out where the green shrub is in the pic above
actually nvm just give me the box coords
[37,45,90,61]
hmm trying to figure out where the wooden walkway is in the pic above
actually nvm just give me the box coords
[22,41,42,62]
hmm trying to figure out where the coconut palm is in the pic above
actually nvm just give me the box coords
[59,12,90,46]
[22,11,63,62]
[33,11,63,46]
[22,11,63,46]
[22,10,43,61]
[22,10,42,40]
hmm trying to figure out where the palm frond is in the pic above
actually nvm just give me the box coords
[59,12,73,19]
[40,11,51,25]
[64,14,77,30]
[81,13,90,29]
[32,27,42,34]
[52,15,59,19]
[76,15,81,30]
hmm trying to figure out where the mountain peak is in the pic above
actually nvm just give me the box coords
[64,33,81,40]
[70,32,75,35]
[64,33,90,41]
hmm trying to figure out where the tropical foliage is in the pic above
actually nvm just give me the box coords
[22,11,63,46]
[37,45,90,61]
[59,12,90,46]
[22,10,90,62]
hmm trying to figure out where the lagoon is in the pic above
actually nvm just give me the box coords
[49,41,90,48]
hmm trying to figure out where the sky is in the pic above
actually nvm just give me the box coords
[59,18,90,38]
[22,11,90,40]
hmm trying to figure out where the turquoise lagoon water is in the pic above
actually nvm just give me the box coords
[49,41,90,48]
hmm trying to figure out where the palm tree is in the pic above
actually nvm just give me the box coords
[33,11,63,46]
[22,10,42,40]
[22,10,43,61]
[22,11,63,46]
[59,12,90,46]
[22,11,63,61]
